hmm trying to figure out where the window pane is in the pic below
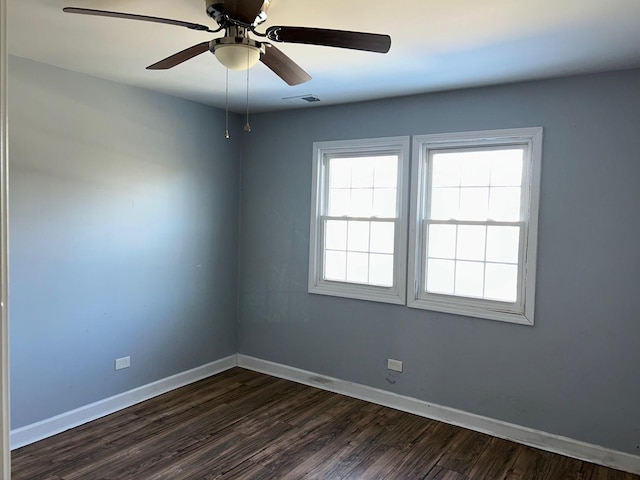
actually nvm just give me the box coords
[431,187,459,220]
[311,138,409,304]
[328,154,400,220]
[351,158,375,188]
[369,253,394,286]
[328,188,350,216]
[489,187,521,221]
[406,129,541,321]
[372,188,397,217]
[456,225,486,261]
[455,261,484,297]
[426,259,455,294]
[427,224,456,259]
[373,156,398,187]
[350,188,373,217]
[329,158,352,188]
[370,222,394,254]
[460,153,491,186]
[325,220,348,251]
[346,252,369,283]
[431,153,461,187]
[485,263,518,302]
[459,187,489,220]
[347,221,370,252]
[486,226,520,264]
[324,250,346,281]
[490,149,524,186]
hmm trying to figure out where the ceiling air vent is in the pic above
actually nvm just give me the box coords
[282,94,321,105]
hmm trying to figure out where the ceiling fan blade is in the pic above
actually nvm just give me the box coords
[222,0,265,25]
[266,26,391,53]
[63,7,216,32]
[260,44,311,86]
[146,42,211,70]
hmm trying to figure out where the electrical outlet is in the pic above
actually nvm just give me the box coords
[115,356,130,370]
[387,358,403,372]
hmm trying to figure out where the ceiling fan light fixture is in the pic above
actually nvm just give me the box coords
[211,37,262,70]
[215,44,260,70]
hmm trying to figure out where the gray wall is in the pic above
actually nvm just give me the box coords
[238,69,640,455]
[8,55,640,456]
[9,56,241,428]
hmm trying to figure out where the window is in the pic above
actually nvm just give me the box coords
[408,128,542,324]
[308,137,410,304]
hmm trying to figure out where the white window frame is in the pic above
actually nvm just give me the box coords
[308,137,410,304]
[407,128,543,325]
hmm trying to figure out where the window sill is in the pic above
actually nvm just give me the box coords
[309,282,405,305]
[407,296,533,325]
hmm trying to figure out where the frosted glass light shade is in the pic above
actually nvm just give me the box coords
[215,44,261,70]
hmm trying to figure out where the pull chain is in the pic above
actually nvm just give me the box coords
[224,68,230,139]
[244,47,251,133]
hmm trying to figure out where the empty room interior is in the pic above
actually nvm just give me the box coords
[2,0,640,478]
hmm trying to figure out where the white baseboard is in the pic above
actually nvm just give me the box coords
[10,354,237,450]
[237,354,640,475]
[12,353,640,475]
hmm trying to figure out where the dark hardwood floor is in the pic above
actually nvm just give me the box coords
[12,367,639,479]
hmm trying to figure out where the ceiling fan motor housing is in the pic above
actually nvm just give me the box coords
[205,1,226,24]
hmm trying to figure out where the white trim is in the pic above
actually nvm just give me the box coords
[10,355,237,450]
[308,136,410,305]
[0,0,11,474]
[407,127,542,325]
[237,354,640,475]
[9,353,640,474]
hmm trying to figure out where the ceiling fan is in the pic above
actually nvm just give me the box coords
[63,0,392,86]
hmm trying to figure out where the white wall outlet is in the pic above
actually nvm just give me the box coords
[387,358,403,372]
[115,356,130,370]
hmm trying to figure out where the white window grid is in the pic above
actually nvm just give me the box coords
[308,137,410,305]
[309,129,541,324]
[421,220,525,302]
[321,152,398,287]
[408,128,542,325]
[321,217,397,286]
[422,144,527,304]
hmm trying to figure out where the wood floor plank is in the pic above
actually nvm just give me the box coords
[544,454,597,480]
[298,406,409,479]
[504,444,557,480]
[11,367,640,480]
[281,407,386,478]
[334,446,405,480]
[436,428,491,475]
[374,409,436,452]
[214,460,273,480]
[336,444,405,479]
[379,422,462,479]
[465,436,520,478]
[166,432,261,479]
[253,406,363,474]
[424,465,468,479]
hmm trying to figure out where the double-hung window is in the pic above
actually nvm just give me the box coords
[407,128,542,324]
[308,137,410,304]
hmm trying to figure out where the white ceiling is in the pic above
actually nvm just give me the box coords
[8,0,640,112]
